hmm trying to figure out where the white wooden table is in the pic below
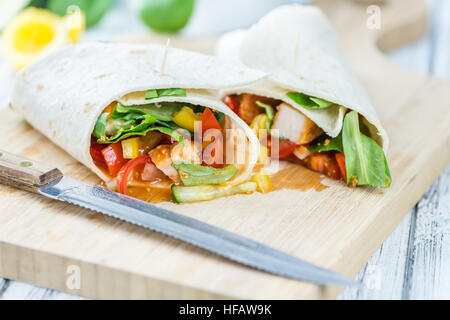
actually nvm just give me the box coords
[0,0,449,300]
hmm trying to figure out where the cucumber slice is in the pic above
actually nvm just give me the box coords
[172,182,257,204]
[172,162,238,186]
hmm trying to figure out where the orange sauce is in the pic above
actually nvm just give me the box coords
[271,163,329,192]
[127,186,174,203]
[122,164,328,204]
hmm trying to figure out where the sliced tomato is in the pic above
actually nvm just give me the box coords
[201,107,222,135]
[305,152,342,180]
[335,153,347,182]
[101,142,128,177]
[266,136,297,159]
[117,155,151,195]
[223,95,240,115]
[278,139,297,159]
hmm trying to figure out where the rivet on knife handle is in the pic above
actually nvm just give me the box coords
[0,150,63,192]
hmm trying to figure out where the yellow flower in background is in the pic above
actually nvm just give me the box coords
[1,7,85,69]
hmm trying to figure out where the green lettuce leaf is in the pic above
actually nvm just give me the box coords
[93,102,187,144]
[286,92,334,109]
[145,88,187,100]
[112,102,183,122]
[255,101,275,133]
[308,134,343,153]
[93,113,108,139]
[343,111,391,188]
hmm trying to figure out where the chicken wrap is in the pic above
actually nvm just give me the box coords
[216,4,391,188]
[11,42,267,203]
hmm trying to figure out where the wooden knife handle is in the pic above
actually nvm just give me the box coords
[0,150,63,193]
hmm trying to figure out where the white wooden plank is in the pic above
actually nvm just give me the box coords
[429,0,450,78]
[0,280,82,300]
[406,167,450,299]
[339,0,439,300]
[338,213,414,299]
[401,0,450,299]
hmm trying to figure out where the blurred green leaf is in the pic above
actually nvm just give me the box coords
[28,0,48,8]
[140,0,195,33]
[47,0,115,28]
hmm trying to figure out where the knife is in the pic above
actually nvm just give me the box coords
[0,149,356,286]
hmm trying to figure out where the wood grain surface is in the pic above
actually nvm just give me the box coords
[0,0,449,300]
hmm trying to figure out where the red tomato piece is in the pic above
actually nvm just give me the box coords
[335,153,347,182]
[223,95,240,115]
[101,142,128,177]
[306,153,342,180]
[117,155,151,195]
[267,136,297,159]
[201,107,222,135]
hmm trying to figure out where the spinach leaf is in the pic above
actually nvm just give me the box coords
[308,134,343,153]
[343,111,391,188]
[287,92,334,109]
[145,88,187,100]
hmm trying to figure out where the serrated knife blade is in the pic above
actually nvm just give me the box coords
[0,149,356,286]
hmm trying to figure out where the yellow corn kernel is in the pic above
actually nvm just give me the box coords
[251,170,274,194]
[121,137,141,159]
[173,107,202,132]
[258,145,269,166]
[250,114,268,139]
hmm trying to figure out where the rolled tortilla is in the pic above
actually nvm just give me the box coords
[11,42,265,185]
[216,4,389,153]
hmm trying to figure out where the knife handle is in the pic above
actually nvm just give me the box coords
[0,150,63,193]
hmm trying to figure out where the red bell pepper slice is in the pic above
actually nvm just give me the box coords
[90,139,107,168]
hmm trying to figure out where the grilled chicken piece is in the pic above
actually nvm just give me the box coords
[239,94,280,125]
[149,142,201,184]
[271,103,323,145]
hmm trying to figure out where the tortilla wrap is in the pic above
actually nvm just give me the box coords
[216,4,389,153]
[11,42,265,184]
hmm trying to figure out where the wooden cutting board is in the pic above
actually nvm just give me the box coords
[0,0,448,299]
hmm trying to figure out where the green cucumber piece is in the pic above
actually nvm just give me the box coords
[171,182,257,203]
[172,163,238,186]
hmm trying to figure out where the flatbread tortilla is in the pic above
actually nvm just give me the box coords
[11,42,266,183]
[216,4,388,153]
